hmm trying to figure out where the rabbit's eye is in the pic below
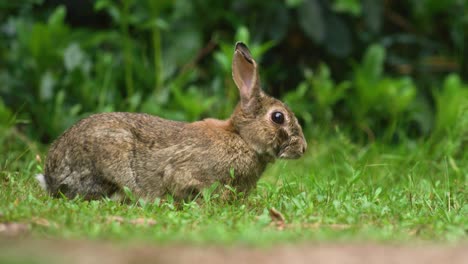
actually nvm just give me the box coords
[271,111,285,124]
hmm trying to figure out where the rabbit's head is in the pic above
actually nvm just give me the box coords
[230,42,307,160]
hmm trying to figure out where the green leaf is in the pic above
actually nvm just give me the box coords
[235,26,250,44]
[298,0,325,43]
[374,187,382,200]
[47,5,66,26]
[0,99,13,127]
[433,74,468,137]
[94,0,113,11]
[63,43,86,72]
[324,15,352,57]
[94,0,120,22]
[229,167,235,179]
[123,186,136,202]
[285,0,304,8]
[332,0,362,16]
[362,0,383,33]
[362,44,385,82]
[39,71,56,101]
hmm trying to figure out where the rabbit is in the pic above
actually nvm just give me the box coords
[37,42,307,201]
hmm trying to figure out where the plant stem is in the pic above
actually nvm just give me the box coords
[153,25,163,94]
[121,0,134,98]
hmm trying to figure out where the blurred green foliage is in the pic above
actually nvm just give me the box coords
[0,0,467,144]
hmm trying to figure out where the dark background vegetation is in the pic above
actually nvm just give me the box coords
[0,0,467,150]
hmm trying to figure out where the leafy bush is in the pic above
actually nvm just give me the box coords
[285,44,419,141]
[0,1,467,144]
[283,64,350,125]
[430,74,468,159]
[349,44,417,140]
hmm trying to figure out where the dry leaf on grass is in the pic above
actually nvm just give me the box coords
[106,216,125,224]
[106,216,156,226]
[0,222,29,237]
[31,217,58,228]
[35,154,42,163]
[129,218,157,226]
[269,208,285,222]
[304,223,351,230]
[269,208,286,230]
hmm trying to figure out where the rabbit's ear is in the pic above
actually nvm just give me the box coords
[232,42,261,109]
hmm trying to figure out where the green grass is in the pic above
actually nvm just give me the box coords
[0,128,466,246]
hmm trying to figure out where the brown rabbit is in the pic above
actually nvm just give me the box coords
[37,42,307,201]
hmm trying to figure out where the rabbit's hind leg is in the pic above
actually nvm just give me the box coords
[45,167,119,200]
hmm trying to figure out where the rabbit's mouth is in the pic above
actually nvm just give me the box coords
[277,138,306,159]
[277,147,302,159]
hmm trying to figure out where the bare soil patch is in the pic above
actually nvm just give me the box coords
[1,238,466,264]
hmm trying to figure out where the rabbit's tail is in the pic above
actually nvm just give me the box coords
[35,174,48,191]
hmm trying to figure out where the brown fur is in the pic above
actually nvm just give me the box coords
[42,42,307,201]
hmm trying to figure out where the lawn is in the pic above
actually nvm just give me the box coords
[1,128,466,246]
[1,3,467,263]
